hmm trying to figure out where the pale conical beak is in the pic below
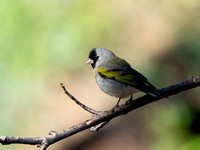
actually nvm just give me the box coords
[86,58,94,64]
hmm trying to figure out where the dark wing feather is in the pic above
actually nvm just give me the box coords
[98,57,161,97]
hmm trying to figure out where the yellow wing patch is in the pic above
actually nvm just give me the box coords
[97,67,135,86]
[115,75,135,86]
[97,67,121,78]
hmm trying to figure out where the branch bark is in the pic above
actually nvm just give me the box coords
[0,75,200,150]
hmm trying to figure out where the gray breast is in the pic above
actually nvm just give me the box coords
[94,69,139,98]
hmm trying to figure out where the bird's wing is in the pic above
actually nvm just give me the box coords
[97,57,159,96]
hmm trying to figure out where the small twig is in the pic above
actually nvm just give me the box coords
[60,83,103,115]
[0,75,200,149]
[91,120,111,132]
[60,83,108,130]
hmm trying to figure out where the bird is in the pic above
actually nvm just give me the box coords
[86,48,161,106]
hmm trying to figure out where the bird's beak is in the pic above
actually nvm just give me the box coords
[86,58,94,64]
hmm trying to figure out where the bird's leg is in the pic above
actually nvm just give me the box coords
[111,97,121,112]
[125,95,133,104]
[115,97,121,107]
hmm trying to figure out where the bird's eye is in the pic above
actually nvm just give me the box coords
[95,56,99,61]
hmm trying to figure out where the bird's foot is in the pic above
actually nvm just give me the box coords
[111,104,120,112]
[111,98,122,112]
[125,96,133,105]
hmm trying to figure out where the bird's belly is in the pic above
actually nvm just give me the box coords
[96,77,139,98]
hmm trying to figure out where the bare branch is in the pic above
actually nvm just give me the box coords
[60,83,104,115]
[0,75,200,149]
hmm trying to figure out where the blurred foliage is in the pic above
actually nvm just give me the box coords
[0,0,200,150]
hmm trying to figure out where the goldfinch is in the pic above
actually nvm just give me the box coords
[87,48,161,105]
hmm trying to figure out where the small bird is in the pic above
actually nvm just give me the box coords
[87,48,161,106]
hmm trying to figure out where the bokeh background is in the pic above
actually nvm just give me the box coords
[0,0,200,150]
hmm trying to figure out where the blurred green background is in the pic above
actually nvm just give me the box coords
[0,0,200,150]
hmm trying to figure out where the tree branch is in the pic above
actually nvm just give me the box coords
[60,83,104,115]
[0,75,200,149]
